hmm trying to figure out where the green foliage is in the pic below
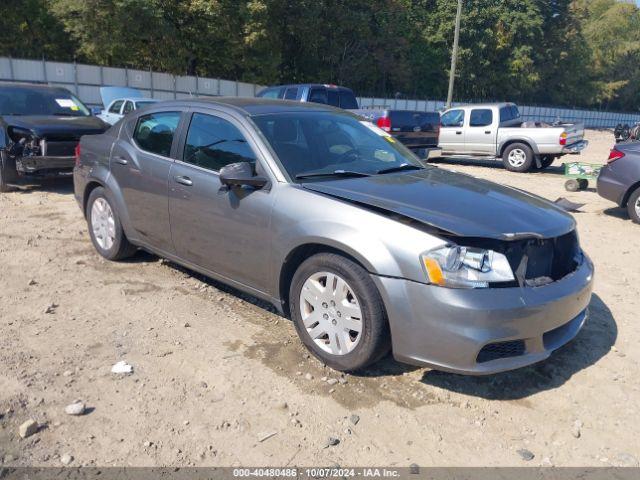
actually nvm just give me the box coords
[1,0,639,111]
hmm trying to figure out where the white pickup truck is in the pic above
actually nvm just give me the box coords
[438,103,588,172]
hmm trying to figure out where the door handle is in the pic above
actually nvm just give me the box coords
[174,175,193,186]
[455,131,462,135]
[113,156,128,165]
[484,130,491,134]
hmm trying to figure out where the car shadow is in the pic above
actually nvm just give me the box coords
[420,293,616,400]
[603,206,630,221]
[13,178,74,195]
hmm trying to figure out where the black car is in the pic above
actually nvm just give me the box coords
[0,83,108,192]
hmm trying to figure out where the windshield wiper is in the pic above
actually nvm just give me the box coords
[295,170,371,180]
[376,163,424,175]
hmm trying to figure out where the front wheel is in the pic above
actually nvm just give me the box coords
[86,187,137,260]
[289,253,390,371]
[502,143,534,172]
[627,187,640,224]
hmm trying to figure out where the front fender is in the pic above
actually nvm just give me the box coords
[269,185,444,299]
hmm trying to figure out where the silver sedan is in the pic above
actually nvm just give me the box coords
[73,98,593,374]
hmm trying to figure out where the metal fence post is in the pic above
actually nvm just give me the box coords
[8,56,14,80]
[73,59,78,94]
[42,56,48,84]
[173,75,177,99]
[150,68,154,97]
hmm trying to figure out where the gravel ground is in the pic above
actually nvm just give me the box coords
[0,129,638,467]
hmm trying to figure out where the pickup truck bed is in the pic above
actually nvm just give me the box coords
[439,103,588,172]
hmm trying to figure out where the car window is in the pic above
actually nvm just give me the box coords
[0,87,90,116]
[469,109,493,127]
[252,111,422,180]
[182,113,257,172]
[122,101,134,114]
[499,105,521,122]
[327,90,340,107]
[109,100,124,114]
[339,90,358,109]
[133,111,181,157]
[258,88,282,99]
[135,101,156,109]
[440,109,465,128]
[284,87,299,100]
[308,88,328,104]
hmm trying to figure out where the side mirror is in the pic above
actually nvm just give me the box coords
[219,162,268,189]
[91,107,103,116]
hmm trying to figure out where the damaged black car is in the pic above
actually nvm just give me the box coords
[0,83,108,192]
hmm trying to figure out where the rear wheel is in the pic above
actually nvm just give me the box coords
[565,179,580,192]
[502,143,534,172]
[627,187,640,224]
[86,187,137,260]
[537,155,555,169]
[289,253,390,371]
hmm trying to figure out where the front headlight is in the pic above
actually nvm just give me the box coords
[421,245,515,288]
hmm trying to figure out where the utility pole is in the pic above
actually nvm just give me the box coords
[446,0,463,109]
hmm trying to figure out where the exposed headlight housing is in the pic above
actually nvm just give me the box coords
[421,245,515,288]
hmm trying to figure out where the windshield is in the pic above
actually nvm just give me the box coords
[0,86,90,116]
[251,111,424,181]
[135,101,157,109]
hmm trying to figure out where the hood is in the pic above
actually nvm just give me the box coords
[3,115,108,138]
[302,168,576,240]
[99,87,143,108]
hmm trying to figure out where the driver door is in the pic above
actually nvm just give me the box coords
[168,109,275,291]
[439,109,466,154]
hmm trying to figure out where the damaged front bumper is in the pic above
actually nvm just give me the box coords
[372,253,594,375]
[2,128,77,182]
[16,155,76,177]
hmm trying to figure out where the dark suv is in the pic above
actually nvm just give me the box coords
[0,83,108,192]
[598,142,640,223]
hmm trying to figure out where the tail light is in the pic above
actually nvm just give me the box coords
[377,115,391,132]
[607,148,625,163]
[74,143,81,167]
[559,132,567,146]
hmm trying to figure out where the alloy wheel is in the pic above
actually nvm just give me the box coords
[508,148,527,167]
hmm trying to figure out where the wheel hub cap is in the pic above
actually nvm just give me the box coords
[299,272,363,355]
[91,198,116,251]
[508,149,526,167]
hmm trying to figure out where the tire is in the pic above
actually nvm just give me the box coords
[86,187,137,260]
[502,143,534,172]
[0,151,17,193]
[537,155,555,170]
[565,179,580,192]
[289,253,390,372]
[577,178,589,190]
[627,187,640,224]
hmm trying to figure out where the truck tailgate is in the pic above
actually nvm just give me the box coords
[388,111,440,148]
[564,123,585,145]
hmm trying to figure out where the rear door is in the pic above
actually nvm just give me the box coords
[109,109,186,253]
[465,108,497,154]
[439,109,466,153]
[168,109,275,290]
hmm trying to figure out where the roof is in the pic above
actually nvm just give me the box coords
[151,96,341,116]
[449,102,516,109]
[0,81,70,92]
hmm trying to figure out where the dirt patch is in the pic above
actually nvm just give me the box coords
[0,129,639,467]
